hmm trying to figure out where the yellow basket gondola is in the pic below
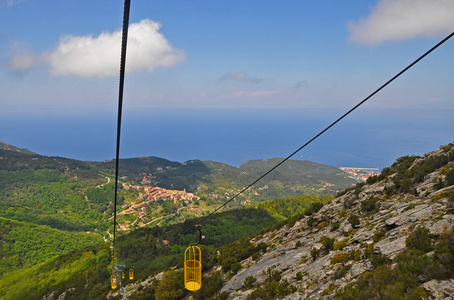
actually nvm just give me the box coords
[129,268,134,280]
[184,245,202,291]
[111,273,117,289]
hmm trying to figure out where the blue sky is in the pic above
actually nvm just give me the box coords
[0,0,453,165]
[1,0,453,113]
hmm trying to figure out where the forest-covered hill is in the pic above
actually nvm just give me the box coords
[0,141,355,299]
[1,141,453,299]
[94,156,357,200]
[0,141,357,236]
[0,195,330,299]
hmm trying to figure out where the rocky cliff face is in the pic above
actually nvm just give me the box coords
[220,143,454,299]
[115,143,454,300]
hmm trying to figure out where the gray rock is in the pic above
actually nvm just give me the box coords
[422,279,454,299]
[428,185,454,198]
[385,204,431,227]
[351,262,367,278]
[427,219,453,237]
[374,236,406,259]
[221,246,305,293]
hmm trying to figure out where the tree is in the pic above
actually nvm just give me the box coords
[155,270,186,300]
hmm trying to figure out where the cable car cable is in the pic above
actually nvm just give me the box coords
[183,31,454,235]
[112,0,131,265]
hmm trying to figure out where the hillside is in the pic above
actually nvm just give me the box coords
[0,141,357,298]
[0,143,131,275]
[0,141,356,232]
[0,141,36,155]
[217,142,454,299]
[94,156,357,202]
[112,142,454,299]
[1,142,453,299]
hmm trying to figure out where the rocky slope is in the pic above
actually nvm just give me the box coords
[110,143,454,300]
[219,143,454,299]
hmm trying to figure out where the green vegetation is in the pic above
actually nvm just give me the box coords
[95,157,356,202]
[247,266,297,299]
[348,214,360,228]
[115,207,275,281]
[0,207,276,299]
[331,252,350,264]
[336,228,454,299]
[0,217,101,274]
[365,143,454,195]
[0,243,111,300]
[244,275,257,288]
[250,194,333,221]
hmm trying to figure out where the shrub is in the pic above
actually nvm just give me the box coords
[434,228,454,277]
[351,250,361,261]
[336,264,427,299]
[331,252,350,264]
[244,275,257,288]
[296,271,303,281]
[231,262,242,275]
[434,178,445,190]
[331,222,340,231]
[306,216,318,228]
[194,271,224,299]
[361,197,379,214]
[446,167,454,186]
[218,291,229,300]
[373,230,385,243]
[348,214,360,228]
[317,218,330,230]
[370,252,390,268]
[295,241,302,249]
[299,255,308,264]
[322,283,339,296]
[333,238,349,251]
[311,248,320,261]
[335,228,454,300]
[406,226,433,253]
[320,236,335,252]
[305,201,324,216]
[334,265,350,279]
[366,174,380,184]
[154,270,186,300]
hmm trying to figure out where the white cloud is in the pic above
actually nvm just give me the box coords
[48,19,185,78]
[6,41,37,76]
[6,0,27,7]
[348,0,454,45]
[219,71,262,83]
[224,90,291,98]
[10,54,34,71]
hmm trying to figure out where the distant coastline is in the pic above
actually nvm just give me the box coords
[1,110,452,170]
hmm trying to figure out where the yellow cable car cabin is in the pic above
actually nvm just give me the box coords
[129,268,134,280]
[184,245,202,291]
[111,273,117,289]
[122,271,125,279]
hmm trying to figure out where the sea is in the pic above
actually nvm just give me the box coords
[1,108,453,170]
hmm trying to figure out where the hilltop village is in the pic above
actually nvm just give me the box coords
[121,183,196,215]
[339,167,380,181]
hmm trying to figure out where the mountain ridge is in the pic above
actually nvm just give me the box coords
[0,141,357,201]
